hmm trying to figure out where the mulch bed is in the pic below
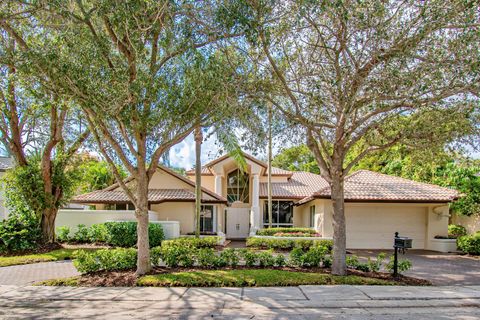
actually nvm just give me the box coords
[0,242,63,257]
[71,266,430,287]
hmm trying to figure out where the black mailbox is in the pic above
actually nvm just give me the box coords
[394,237,412,249]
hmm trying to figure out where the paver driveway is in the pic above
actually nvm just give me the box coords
[350,249,480,285]
[0,260,79,285]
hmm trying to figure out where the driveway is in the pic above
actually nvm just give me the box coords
[350,249,480,285]
[0,261,79,285]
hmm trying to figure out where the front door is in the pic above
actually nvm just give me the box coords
[225,207,250,239]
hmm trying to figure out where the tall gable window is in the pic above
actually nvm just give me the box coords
[227,169,249,203]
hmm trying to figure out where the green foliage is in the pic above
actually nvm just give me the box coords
[0,211,41,252]
[386,257,413,274]
[288,246,329,267]
[2,156,80,218]
[257,250,276,267]
[239,249,258,267]
[161,237,219,249]
[448,225,467,238]
[73,248,137,274]
[150,246,163,266]
[78,160,127,193]
[160,245,195,268]
[87,224,109,243]
[219,248,240,267]
[346,255,360,269]
[246,237,333,251]
[59,222,164,247]
[256,228,317,236]
[73,224,90,243]
[272,145,319,174]
[367,253,386,273]
[196,248,219,268]
[457,232,480,255]
[56,226,70,242]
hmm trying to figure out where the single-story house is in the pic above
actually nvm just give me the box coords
[71,153,458,250]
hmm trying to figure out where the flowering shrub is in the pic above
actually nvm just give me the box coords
[273,232,322,237]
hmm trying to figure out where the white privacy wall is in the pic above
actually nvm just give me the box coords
[56,209,180,239]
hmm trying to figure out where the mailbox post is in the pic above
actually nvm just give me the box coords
[393,232,412,277]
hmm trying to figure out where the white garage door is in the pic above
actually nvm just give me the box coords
[345,205,427,249]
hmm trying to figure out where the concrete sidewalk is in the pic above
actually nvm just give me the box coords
[0,285,479,319]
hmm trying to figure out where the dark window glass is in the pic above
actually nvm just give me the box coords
[263,201,293,227]
[200,205,214,232]
[226,169,249,203]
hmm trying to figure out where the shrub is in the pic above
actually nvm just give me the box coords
[457,232,480,255]
[367,253,386,273]
[161,236,219,249]
[0,211,40,252]
[239,249,258,267]
[346,255,359,269]
[246,237,333,251]
[290,245,329,267]
[161,245,195,267]
[386,256,413,273]
[197,248,219,268]
[256,228,317,236]
[73,224,90,243]
[87,224,108,243]
[355,263,371,272]
[323,256,332,268]
[218,248,239,267]
[274,254,286,267]
[448,224,467,238]
[103,221,164,247]
[288,247,305,266]
[257,250,276,267]
[73,248,137,274]
[56,226,70,242]
[150,246,163,266]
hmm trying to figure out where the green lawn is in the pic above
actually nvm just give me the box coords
[0,248,99,267]
[137,269,396,287]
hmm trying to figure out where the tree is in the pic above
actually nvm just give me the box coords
[0,30,89,243]
[1,1,242,274]
[229,0,480,274]
[273,145,319,174]
[78,156,127,193]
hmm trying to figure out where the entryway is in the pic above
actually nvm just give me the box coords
[225,207,250,239]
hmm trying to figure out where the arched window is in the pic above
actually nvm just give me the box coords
[227,169,249,203]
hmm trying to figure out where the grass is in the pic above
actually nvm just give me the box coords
[137,269,396,287]
[36,277,80,286]
[0,248,99,267]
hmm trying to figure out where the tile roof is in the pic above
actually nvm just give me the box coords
[72,165,227,204]
[299,170,458,204]
[185,152,293,177]
[260,171,329,199]
[72,188,225,204]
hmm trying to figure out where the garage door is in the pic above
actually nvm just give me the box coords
[345,205,426,249]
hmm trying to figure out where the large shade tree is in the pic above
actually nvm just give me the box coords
[1,0,242,274]
[0,29,89,242]
[227,0,480,274]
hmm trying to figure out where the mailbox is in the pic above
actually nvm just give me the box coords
[394,237,412,249]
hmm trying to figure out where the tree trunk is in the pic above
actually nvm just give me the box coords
[194,126,202,238]
[330,173,347,275]
[267,104,273,228]
[135,178,151,276]
[40,207,58,243]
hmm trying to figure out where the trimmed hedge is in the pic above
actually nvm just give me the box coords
[246,237,333,251]
[161,236,219,249]
[256,228,317,236]
[457,232,480,255]
[56,222,164,248]
[73,248,137,274]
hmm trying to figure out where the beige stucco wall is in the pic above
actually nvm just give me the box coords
[451,213,480,234]
[149,169,193,190]
[150,202,225,235]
